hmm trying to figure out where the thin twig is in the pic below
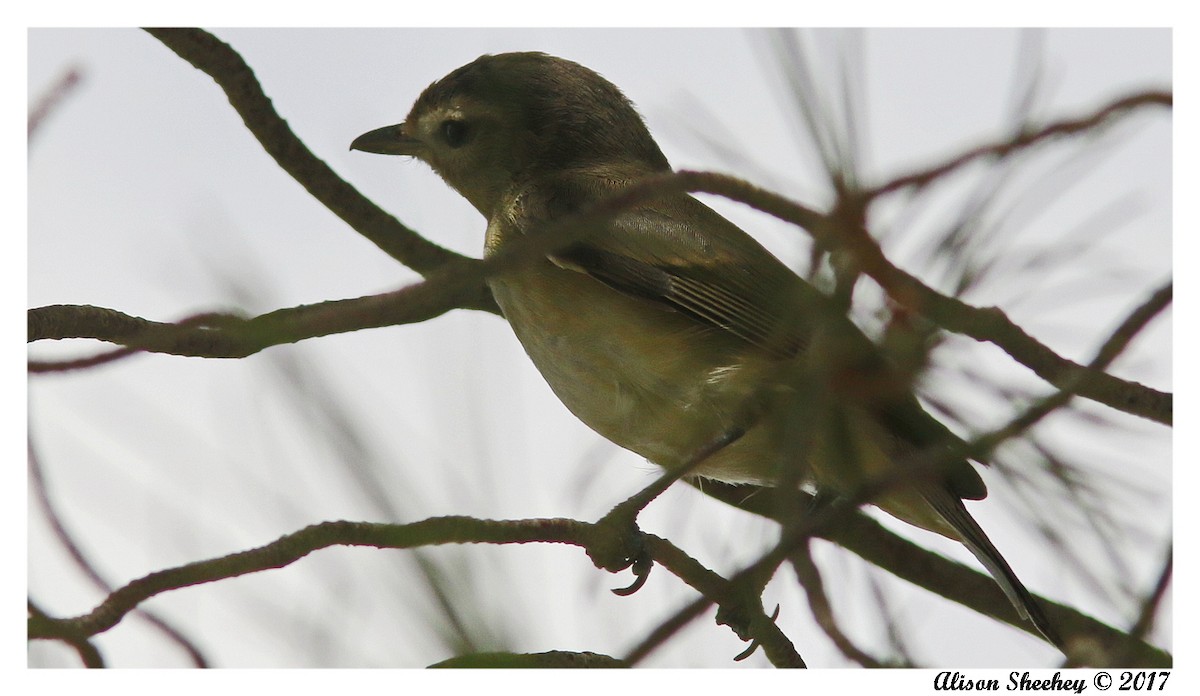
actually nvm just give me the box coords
[789,542,884,667]
[1128,548,1173,645]
[867,90,1172,199]
[29,66,83,139]
[28,436,210,666]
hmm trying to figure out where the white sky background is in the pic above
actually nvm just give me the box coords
[25,26,1173,672]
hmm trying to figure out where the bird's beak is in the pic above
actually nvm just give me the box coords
[349,123,421,156]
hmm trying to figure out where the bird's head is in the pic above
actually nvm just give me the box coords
[350,52,670,217]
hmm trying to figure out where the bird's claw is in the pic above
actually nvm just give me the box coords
[611,550,653,596]
[724,603,781,662]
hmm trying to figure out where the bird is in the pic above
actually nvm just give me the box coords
[350,51,1060,648]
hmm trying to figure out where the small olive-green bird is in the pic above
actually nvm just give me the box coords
[351,51,1058,647]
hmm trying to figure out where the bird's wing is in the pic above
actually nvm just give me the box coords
[526,175,820,359]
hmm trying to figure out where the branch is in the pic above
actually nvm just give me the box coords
[26,514,803,667]
[25,518,576,641]
[27,257,487,361]
[636,535,805,667]
[967,281,1171,451]
[142,28,496,313]
[430,650,628,668]
[28,600,105,668]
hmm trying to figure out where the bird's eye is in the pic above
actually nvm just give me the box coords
[440,120,470,148]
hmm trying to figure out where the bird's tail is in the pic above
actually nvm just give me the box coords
[923,488,1064,650]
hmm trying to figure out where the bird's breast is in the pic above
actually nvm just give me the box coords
[487,257,790,484]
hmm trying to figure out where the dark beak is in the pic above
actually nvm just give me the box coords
[349,123,420,156]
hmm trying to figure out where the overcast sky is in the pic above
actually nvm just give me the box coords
[26,26,1173,674]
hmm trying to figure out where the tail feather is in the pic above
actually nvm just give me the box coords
[923,488,1064,650]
